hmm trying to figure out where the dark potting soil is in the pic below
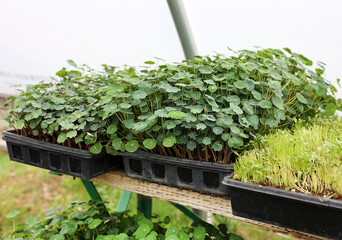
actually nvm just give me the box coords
[256,181,342,201]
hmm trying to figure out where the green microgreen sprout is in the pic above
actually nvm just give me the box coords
[234,116,342,198]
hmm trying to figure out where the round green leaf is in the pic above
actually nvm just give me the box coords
[50,234,65,240]
[274,109,286,121]
[168,111,187,119]
[191,105,204,114]
[233,81,245,89]
[193,226,206,240]
[246,115,259,129]
[196,123,206,130]
[107,124,118,134]
[199,65,213,74]
[133,223,151,239]
[166,235,179,240]
[60,223,78,235]
[252,90,262,100]
[66,130,77,138]
[212,141,223,151]
[208,85,218,93]
[221,133,230,141]
[166,226,179,237]
[271,96,284,110]
[163,120,177,129]
[57,133,67,143]
[296,93,308,104]
[244,79,254,91]
[133,90,148,100]
[213,127,223,135]
[15,120,25,129]
[112,138,122,150]
[90,143,103,154]
[230,103,243,115]
[143,139,157,150]
[265,118,279,127]
[325,103,337,116]
[225,95,240,104]
[242,101,254,115]
[88,218,102,229]
[267,80,281,89]
[202,137,211,145]
[133,122,149,132]
[216,116,233,128]
[228,136,244,148]
[230,125,241,134]
[187,140,197,151]
[191,92,201,100]
[125,140,139,152]
[258,100,272,109]
[119,103,132,109]
[105,146,117,156]
[163,136,177,148]
[6,209,20,218]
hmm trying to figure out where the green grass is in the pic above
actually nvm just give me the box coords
[235,117,342,196]
[0,152,289,239]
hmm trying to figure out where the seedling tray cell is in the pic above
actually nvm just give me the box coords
[3,130,120,179]
[222,176,342,239]
[120,151,233,195]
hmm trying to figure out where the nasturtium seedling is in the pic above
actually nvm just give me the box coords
[90,143,103,154]
[168,111,187,119]
[107,125,118,134]
[143,139,157,150]
[228,136,243,148]
[163,136,177,148]
[258,100,272,109]
[125,140,139,152]
[5,48,339,164]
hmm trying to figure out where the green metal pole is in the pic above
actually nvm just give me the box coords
[171,203,202,222]
[137,194,152,218]
[167,0,198,60]
[116,190,132,212]
[81,179,102,201]
[167,1,208,220]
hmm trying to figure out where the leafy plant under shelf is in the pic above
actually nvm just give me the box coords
[4,200,243,240]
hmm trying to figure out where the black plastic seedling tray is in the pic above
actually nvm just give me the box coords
[222,176,342,239]
[120,151,233,195]
[2,130,120,179]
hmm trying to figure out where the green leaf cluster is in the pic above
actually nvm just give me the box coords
[234,116,342,196]
[5,200,243,240]
[5,48,341,162]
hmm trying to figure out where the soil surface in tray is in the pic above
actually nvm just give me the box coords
[257,181,342,201]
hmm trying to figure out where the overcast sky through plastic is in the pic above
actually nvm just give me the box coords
[0,0,341,97]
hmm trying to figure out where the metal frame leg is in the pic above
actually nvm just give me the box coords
[116,190,132,212]
[171,203,202,222]
[81,179,102,201]
[137,194,152,217]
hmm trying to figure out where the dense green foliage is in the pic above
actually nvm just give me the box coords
[234,116,342,197]
[4,200,243,240]
[5,48,340,163]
